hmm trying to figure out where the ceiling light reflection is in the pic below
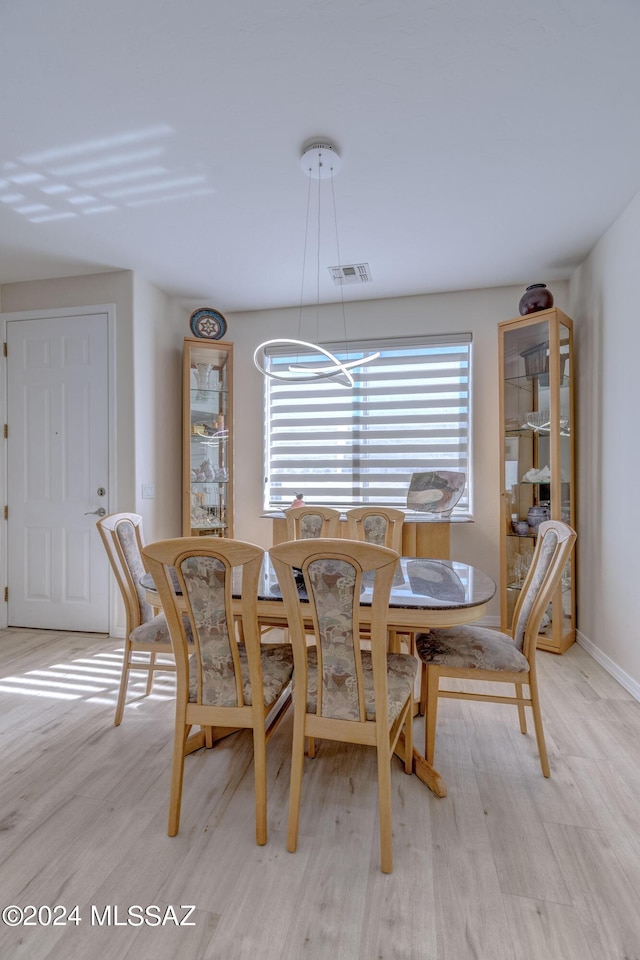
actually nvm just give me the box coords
[78,166,167,188]
[50,146,165,177]
[82,205,117,215]
[20,125,174,165]
[16,203,49,214]
[104,175,206,200]
[126,186,215,207]
[9,171,45,184]
[29,211,78,222]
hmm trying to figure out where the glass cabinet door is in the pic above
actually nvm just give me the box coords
[183,338,233,537]
[498,308,575,653]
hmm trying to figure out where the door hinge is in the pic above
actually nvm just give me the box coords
[4,587,7,602]
[3,505,7,520]
[3,342,6,358]
[3,424,7,439]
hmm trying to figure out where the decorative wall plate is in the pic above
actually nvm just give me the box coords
[406,470,466,514]
[189,307,227,340]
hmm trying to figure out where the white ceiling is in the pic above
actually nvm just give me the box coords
[2,0,640,313]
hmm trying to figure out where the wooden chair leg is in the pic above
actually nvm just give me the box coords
[419,661,427,716]
[376,744,394,874]
[306,737,316,758]
[114,640,132,726]
[146,651,157,695]
[253,728,268,846]
[424,666,440,766]
[168,721,190,836]
[529,673,550,778]
[286,709,306,853]
[204,726,214,748]
[516,681,527,734]
[403,698,413,774]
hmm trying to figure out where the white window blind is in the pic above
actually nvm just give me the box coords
[263,334,472,511]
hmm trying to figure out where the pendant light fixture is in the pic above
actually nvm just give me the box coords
[253,140,379,388]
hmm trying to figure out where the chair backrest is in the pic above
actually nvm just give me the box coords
[345,506,404,553]
[284,505,341,540]
[142,537,265,710]
[97,512,153,634]
[270,538,399,722]
[511,519,576,658]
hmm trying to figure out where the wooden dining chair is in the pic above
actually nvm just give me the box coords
[416,520,576,777]
[345,506,404,553]
[270,538,417,873]
[142,537,294,844]
[284,505,341,540]
[97,512,178,725]
[344,506,408,650]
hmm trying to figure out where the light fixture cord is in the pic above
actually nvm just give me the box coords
[330,168,350,359]
[297,166,314,349]
[315,165,321,345]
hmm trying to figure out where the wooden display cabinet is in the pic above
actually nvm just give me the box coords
[182,338,233,537]
[498,308,575,653]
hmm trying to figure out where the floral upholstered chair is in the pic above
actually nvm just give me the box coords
[416,520,576,778]
[142,537,294,845]
[284,505,341,540]
[345,506,404,553]
[270,538,417,873]
[97,512,181,725]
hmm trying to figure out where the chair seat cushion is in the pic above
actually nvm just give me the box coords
[190,643,294,707]
[130,614,192,646]
[303,648,418,722]
[415,625,529,673]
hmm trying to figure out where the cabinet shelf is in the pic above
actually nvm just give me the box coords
[190,386,229,396]
[191,479,229,485]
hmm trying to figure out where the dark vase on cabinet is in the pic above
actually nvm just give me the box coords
[518,283,554,316]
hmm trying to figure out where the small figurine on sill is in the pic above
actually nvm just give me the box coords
[291,493,304,509]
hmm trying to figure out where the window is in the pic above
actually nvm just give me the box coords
[263,333,472,512]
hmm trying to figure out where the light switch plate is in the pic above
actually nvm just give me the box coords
[142,483,155,499]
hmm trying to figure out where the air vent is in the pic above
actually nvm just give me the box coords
[328,263,372,285]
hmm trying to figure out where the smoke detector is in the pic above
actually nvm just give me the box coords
[328,263,373,285]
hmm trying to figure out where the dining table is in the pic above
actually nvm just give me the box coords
[141,553,496,798]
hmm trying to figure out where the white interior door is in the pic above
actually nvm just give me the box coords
[7,312,110,631]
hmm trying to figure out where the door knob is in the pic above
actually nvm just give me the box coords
[85,507,106,517]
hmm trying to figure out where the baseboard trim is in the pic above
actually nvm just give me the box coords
[577,629,640,702]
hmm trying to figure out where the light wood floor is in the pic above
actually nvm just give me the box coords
[1,627,639,960]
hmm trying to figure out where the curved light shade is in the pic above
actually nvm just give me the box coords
[253,338,380,388]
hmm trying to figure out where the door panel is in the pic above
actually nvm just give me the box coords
[7,313,110,631]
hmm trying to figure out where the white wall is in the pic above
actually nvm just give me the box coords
[180,280,570,622]
[132,276,182,540]
[570,189,640,691]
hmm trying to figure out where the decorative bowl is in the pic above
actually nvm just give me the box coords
[406,470,466,515]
